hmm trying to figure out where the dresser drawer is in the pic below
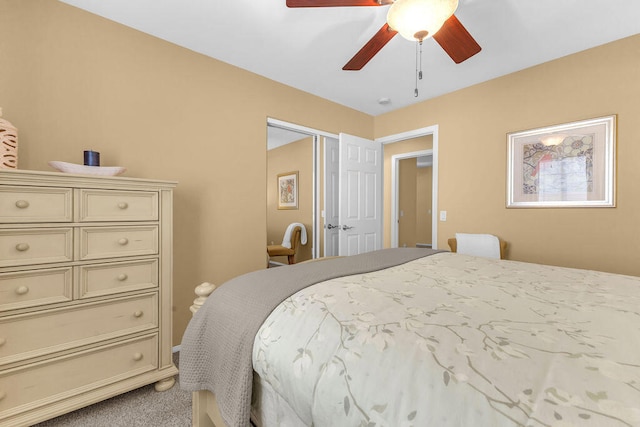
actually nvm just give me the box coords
[0,228,73,268]
[0,334,158,418]
[77,226,158,261]
[0,267,72,312]
[78,189,158,222]
[0,186,72,223]
[0,293,158,366]
[77,258,159,298]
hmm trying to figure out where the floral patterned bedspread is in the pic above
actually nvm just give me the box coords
[252,252,640,427]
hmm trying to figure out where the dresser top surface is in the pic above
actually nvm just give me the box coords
[0,169,177,190]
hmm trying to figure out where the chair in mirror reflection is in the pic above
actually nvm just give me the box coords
[267,223,308,266]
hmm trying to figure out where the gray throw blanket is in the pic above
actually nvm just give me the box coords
[180,248,441,427]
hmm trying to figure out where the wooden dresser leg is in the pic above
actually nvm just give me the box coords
[154,376,176,392]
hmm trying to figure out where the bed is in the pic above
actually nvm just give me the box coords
[180,248,640,427]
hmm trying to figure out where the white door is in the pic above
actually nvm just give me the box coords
[338,133,383,256]
[323,137,340,257]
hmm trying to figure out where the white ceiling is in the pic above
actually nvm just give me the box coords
[59,0,640,116]
[267,125,310,150]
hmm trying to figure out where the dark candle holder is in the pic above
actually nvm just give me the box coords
[84,150,100,167]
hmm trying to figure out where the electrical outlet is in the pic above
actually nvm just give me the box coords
[439,211,447,221]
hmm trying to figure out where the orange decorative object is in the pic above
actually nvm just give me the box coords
[0,108,18,169]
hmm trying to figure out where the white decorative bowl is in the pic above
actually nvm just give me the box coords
[48,161,126,176]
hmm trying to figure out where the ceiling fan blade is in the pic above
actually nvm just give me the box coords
[433,14,481,64]
[343,23,397,70]
[287,0,384,7]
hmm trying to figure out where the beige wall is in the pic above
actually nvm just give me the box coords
[0,0,373,344]
[3,0,640,344]
[398,158,433,247]
[416,165,433,245]
[375,34,640,276]
[267,137,313,263]
[398,158,417,247]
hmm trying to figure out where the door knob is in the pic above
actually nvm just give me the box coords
[341,225,354,231]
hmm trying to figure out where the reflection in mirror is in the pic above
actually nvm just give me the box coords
[266,125,315,267]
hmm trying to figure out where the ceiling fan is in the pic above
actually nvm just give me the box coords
[286,0,481,70]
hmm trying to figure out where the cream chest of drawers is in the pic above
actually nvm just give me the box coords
[0,169,178,427]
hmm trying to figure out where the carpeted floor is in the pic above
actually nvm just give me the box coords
[33,352,191,427]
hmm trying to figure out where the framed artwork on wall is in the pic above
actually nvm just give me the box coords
[277,171,299,210]
[506,115,616,208]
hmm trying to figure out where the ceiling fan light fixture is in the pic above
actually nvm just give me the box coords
[387,0,458,42]
[540,134,568,146]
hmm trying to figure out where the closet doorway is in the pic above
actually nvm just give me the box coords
[377,125,439,249]
[395,152,433,248]
[266,119,383,262]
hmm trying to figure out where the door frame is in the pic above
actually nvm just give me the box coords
[267,118,338,259]
[376,125,439,249]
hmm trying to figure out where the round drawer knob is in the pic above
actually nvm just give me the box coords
[15,286,29,295]
[15,200,30,209]
[118,238,129,246]
[15,243,30,252]
[117,273,128,281]
[133,352,144,362]
[0,338,6,347]
[118,202,129,210]
[133,310,144,318]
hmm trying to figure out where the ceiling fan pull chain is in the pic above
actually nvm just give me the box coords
[414,40,424,97]
[419,40,423,80]
[414,41,419,97]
